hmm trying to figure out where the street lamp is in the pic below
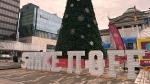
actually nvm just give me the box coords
[16,11,21,42]
[149,8,150,27]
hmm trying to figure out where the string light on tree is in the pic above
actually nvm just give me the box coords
[70,4,74,7]
[60,24,63,29]
[90,41,94,45]
[70,29,75,34]
[85,8,90,13]
[65,14,68,18]
[93,20,97,25]
[87,24,91,28]
[78,15,85,21]
[81,35,84,39]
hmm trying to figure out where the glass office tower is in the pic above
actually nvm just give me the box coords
[19,3,61,40]
[0,0,20,40]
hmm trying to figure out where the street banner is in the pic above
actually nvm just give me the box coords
[108,24,125,50]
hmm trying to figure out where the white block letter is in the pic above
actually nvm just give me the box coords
[126,50,145,79]
[67,51,85,74]
[34,52,42,70]
[89,50,104,76]
[27,52,35,70]
[51,51,62,72]
[42,52,52,71]
[108,50,124,77]
[21,52,29,69]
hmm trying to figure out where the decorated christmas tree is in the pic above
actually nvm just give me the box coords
[55,0,107,59]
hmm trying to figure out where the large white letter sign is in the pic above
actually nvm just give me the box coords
[108,50,124,78]
[126,50,145,79]
[34,52,42,70]
[21,52,29,69]
[51,51,62,72]
[42,52,52,71]
[27,52,35,70]
[75,51,85,74]
[67,51,85,74]
[89,50,105,76]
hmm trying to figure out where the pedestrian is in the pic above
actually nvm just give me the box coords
[13,53,18,62]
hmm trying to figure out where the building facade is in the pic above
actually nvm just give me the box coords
[100,7,150,50]
[19,3,62,52]
[0,0,20,40]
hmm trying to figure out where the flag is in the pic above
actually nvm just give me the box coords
[134,6,137,22]
[108,24,125,51]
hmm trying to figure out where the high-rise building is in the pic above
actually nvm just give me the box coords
[19,3,62,52]
[0,0,20,40]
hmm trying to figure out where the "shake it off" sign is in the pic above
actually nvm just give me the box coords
[21,50,145,80]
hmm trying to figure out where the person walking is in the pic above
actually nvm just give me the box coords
[13,53,18,62]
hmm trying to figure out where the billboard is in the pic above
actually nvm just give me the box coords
[36,9,62,34]
[137,38,150,66]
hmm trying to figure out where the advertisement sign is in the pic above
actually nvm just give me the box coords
[137,38,150,66]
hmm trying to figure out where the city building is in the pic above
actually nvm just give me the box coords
[19,3,62,52]
[100,7,150,50]
[0,0,20,40]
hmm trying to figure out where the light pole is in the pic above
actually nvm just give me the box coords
[148,8,150,27]
[16,12,21,42]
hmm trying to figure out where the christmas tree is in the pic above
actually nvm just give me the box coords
[55,0,107,59]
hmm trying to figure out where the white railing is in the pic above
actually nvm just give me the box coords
[0,41,40,51]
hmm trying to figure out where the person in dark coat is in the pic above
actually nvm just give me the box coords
[13,53,18,62]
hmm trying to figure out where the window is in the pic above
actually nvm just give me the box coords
[46,45,55,52]
[48,33,51,38]
[37,30,40,37]
[1,29,5,35]
[1,3,3,7]
[126,43,133,49]
[20,40,26,43]
[0,23,3,28]
[3,23,6,28]
[0,16,1,20]
[0,9,2,14]
[0,29,2,34]
[51,33,56,39]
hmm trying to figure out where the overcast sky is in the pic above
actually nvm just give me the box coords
[20,0,150,30]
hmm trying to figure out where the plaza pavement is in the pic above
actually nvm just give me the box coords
[0,67,136,84]
[0,60,137,84]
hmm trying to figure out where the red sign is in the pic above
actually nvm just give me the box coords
[49,57,126,68]
[50,58,85,68]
